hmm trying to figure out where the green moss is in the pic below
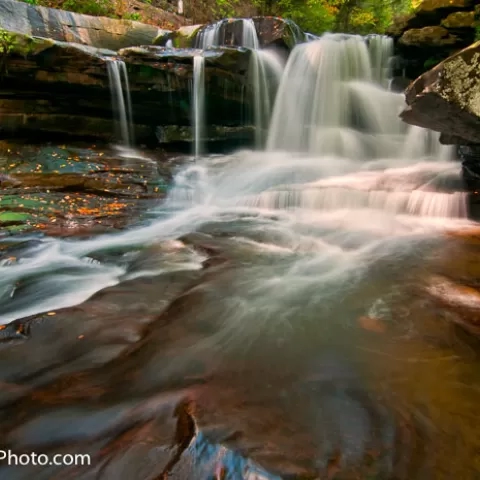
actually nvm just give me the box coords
[424,55,444,70]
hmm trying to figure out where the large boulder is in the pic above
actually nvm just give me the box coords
[0,0,165,51]
[400,40,480,145]
[0,32,254,144]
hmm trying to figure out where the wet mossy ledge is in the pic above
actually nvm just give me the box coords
[0,34,260,145]
[0,0,302,147]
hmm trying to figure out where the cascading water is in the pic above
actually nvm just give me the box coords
[194,18,284,147]
[106,59,135,148]
[193,55,206,158]
[264,34,464,218]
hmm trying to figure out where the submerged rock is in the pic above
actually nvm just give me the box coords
[0,141,170,236]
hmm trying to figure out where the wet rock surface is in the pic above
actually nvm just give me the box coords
[0,34,254,144]
[0,141,173,236]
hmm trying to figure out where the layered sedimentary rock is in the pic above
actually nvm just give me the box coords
[0,33,254,144]
[0,0,166,51]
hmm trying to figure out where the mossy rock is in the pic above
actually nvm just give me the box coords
[401,40,480,144]
[400,26,459,47]
[172,25,203,48]
[441,11,476,29]
[1,31,54,57]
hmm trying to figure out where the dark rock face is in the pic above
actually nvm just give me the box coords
[0,0,164,51]
[0,33,254,144]
[400,40,480,145]
[388,0,478,78]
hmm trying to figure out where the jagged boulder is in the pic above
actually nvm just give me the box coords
[0,0,165,51]
[400,40,480,145]
[0,32,254,144]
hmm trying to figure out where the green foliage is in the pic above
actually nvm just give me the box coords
[206,0,418,35]
[123,12,142,21]
[476,25,480,42]
[17,0,419,35]
[0,28,16,55]
[62,0,116,17]
[423,56,442,70]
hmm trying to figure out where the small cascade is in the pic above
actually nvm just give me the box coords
[249,50,284,147]
[194,18,284,147]
[193,55,206,158]
[242,18,260,49]
[194,19,225,49]
[106,59,134,148]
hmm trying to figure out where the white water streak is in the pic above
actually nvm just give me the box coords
[107,59,135,147]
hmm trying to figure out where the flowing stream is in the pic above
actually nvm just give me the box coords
[1,33,480,480]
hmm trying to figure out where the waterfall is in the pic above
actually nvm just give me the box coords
[195,18,284,148]
[106,59,134,148]
[260,33,465,218]
[249,50,284,147]
[242,18,260,49]
[193,55,206,159]
[367,34,394,87]
[267,34,450,161]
